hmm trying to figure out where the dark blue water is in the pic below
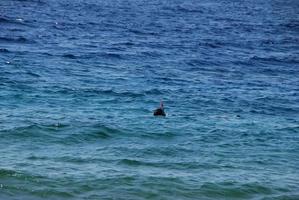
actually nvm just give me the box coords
[1,0,299,199]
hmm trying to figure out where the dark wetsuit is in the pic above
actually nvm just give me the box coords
[154,106,166,116]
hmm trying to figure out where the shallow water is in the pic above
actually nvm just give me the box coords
[1,0,299,199]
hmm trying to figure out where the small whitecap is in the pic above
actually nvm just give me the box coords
[16,18,23,22]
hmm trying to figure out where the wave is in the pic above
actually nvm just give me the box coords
[86,88,144,98]
[115,41,135,46]
[0,48,10,53]
[0,122,125,144]
[0,17,27,26]
[0,168,73,199]
[46,87,145,98]
[0,36,34,44]
[0,17,11,23]
[118,157,214,170]
[26,71,41,77]
[198,40,224,48]
[66,130,111,142]
[62,53,77,59]
[140,50,161,58]
[0,124,68,141]
[163,5,204,14]
[277,125,299,133]
[63,124,123,143]
[249,55,299,65]
[118,158,144,166]
[140,131,177,139]
[143,88,164,95]
[102,52,123,59]
[200,182,275,199]
[129,29,159,36]
[185,58,214,67]
[61,52,124,60]
[280,20,299,31]
[0,168,44,181]
[0,168,18,178]
[261,194,299,200]
[176,5,204,13]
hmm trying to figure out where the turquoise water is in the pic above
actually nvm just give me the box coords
[1,0,299,199]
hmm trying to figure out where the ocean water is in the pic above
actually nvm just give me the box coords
[1,0,299,199]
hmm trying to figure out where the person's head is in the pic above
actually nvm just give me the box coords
[160,101,164,109]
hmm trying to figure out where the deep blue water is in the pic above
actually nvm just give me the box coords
[1,0,299,199]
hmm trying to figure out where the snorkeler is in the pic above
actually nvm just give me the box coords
[154,101,166,116]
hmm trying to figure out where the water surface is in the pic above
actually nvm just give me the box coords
[0,0,299,199]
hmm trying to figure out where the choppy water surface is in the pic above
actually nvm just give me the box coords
[1,0,299,199]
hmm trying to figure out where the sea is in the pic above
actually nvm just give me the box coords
[0,0,299,199]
